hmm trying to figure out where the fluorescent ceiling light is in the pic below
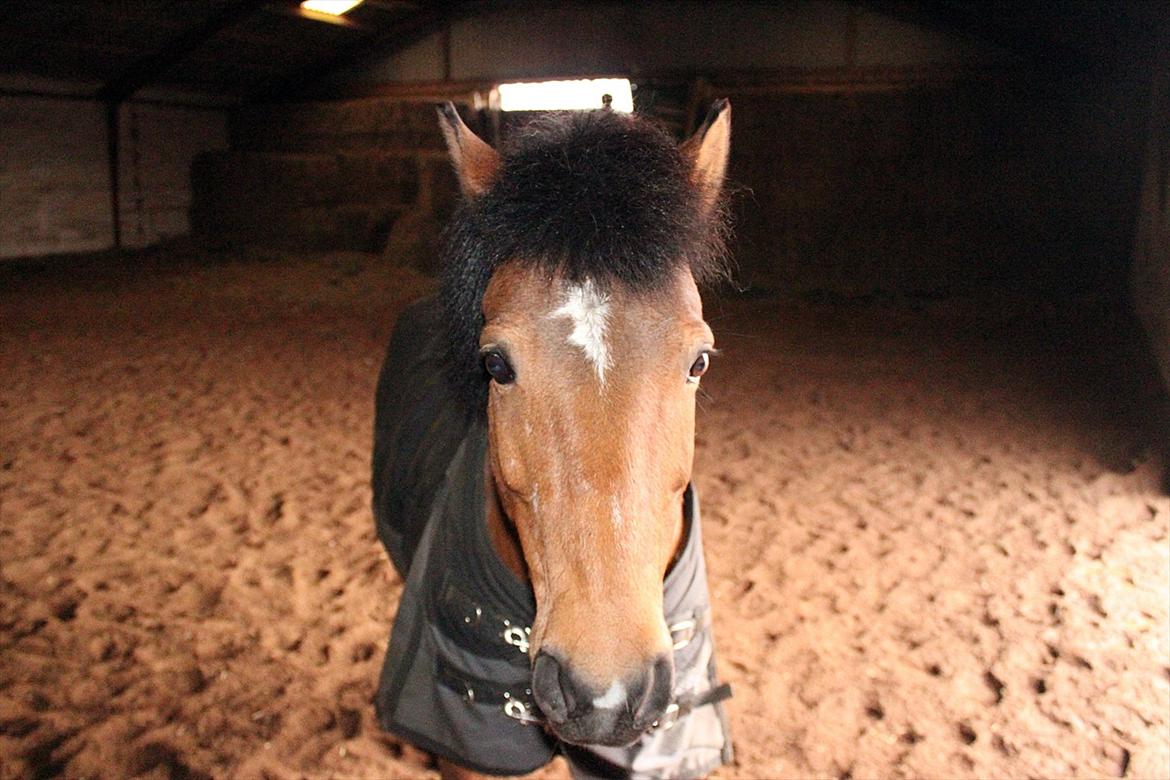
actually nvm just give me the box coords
[497,79,634,113]
[300,0,363,15]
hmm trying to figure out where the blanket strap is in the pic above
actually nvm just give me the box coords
[435,655,732,731]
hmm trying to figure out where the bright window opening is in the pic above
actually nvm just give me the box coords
[496,78,634,113]
[300,0,363,16]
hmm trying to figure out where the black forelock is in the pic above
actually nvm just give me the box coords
[438,109,730,413]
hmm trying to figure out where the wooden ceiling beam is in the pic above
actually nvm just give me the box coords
[97,1,269,104]
[854,0,1101,76]
[247,0,470,104]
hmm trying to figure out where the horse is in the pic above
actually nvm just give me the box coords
[371,99,734,780]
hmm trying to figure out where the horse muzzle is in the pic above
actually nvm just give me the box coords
[531,649,674,746]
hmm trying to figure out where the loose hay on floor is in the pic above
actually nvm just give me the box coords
[1,250,1167,779]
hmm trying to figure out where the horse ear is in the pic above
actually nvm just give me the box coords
[680,98,731,214]
[436,102,500,199]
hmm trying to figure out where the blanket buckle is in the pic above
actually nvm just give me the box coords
[502,620,531,653]
[503,692,541,724]
[668,617,697,650]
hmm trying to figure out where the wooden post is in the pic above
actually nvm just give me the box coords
[441,21,452,82]
[106,100,121,249]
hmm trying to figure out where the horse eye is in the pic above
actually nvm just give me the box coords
[483,351,516,384]
[688,352,711,381]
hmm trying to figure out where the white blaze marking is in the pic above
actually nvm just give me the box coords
[551,280,611,382]
[592,680,627,710]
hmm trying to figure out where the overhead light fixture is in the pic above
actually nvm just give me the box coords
[300,0,363,16]
[496,78,634,113]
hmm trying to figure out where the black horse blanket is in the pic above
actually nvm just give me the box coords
[372,297,732,778]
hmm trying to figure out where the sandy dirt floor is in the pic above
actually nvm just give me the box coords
[1,248,1168,780]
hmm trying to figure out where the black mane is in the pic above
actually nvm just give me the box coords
[438,108,730,411]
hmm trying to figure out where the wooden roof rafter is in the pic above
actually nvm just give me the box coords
[247,0,471,103]
[97,1,269,104]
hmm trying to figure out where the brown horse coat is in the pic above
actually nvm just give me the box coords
[372,297,732,778]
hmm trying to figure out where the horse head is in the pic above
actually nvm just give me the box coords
[437,100,730,746]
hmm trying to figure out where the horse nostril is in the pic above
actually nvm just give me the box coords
[532,652,574,724]
[534,652,674,741]
[632,654,674,725]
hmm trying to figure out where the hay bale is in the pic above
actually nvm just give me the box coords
[381,207,442,276]
[191,151,342,207]
[420,157,460,223]
[335,153,420,204]
[192,198,409,253]
[231,99,456,154]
